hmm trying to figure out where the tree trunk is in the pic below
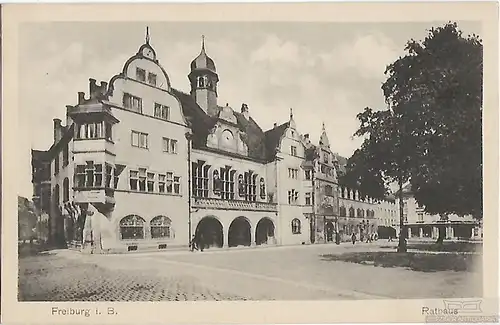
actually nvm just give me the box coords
[397,178,407,253]
[436,214,447,245]
[436,226,445,245]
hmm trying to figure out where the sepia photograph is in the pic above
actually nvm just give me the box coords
[2,2,499,324]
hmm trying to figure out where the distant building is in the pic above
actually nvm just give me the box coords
[398,184,482,240]
[31,30,402,253]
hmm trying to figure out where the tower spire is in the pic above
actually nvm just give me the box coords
[290,108,293,120]
[146,26,150,44]
[322,122,326,131]
[201,35,205,52]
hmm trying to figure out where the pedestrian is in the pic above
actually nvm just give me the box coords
[199,232,205,252]
[190,234,198,252]
[335,231,341,245]
[351,233,356,245]
[388,235,393,242]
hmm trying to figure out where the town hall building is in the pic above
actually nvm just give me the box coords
[32,30,399,253]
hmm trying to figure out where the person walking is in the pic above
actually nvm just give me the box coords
[351,233,356,245]
[199,232,205,252]
[190,234,198,252]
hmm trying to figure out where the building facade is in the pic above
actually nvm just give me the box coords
[400,185,482,240]
[31,32,405,253]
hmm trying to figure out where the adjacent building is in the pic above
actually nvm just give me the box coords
[31,31,423,253]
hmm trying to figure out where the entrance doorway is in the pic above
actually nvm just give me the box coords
[255,217,275,245]
[325,221,334,242]
[195,216,223,248]
[228,217,251,247]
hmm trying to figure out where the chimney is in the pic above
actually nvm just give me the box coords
[78,92,85,105]
[304,133,309,139]
[273,123,277,128]
[100,81,108,93]
[89,78,98,99]
[241,103,249,120]
[53,118,62,143]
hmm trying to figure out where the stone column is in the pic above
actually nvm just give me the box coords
[450,226,454,239]
[223,225,229,248]
[419,227,423,238]
[250,225,256,247]
[470,227,475,239]
[408,227,411,238]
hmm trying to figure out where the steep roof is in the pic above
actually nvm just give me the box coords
[170,88,216,147]
[263,122,289,161]
[171,89,268,161]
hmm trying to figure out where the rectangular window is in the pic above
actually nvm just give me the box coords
[305,192,312,205]
[136,67,146,82]
[323,151,329,163]
[174,176,180,194]
[305,170,311,180]
[74,161,103,188]
[138,168,146,192]
[148,72,157,86]
[123,93,143,113]
[75,165,86,188]
[105,122,113,141]
[95,164,103,187]
[192,162,210,198]
[290,146,297,156]
[162,137,177,154]
[288,189,299,205]
[129,170,138,191]
[221,168,235,200]
[147,172,155,192]
[288,168,298,179]
[158,174,166,193]
[131,131,148,149]
[166,172,173,193]
[154,103,170,120]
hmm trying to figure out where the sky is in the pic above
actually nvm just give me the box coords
[17,21,481,198]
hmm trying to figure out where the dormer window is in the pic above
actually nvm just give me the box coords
[136,68,146,82]
[290,146,297,156]
[148,72,157,86]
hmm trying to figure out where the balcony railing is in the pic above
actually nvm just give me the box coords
[192,197,278,212]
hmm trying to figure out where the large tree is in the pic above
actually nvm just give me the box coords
[350,22,482,248]
[352,107,414,252]
[383,22,483,222]
[338,140,388,201]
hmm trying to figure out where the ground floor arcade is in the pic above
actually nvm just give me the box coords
[406,221,482,240]
[191,211,278,249]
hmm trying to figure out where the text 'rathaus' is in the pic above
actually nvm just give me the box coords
[32,29,400,254]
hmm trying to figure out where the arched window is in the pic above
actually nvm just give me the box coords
[63,178,69,202]
[340,206,346,217]
[325,185,333,196]
[371,210,376,218]
[291,218,301,234]
[150,216,172,239]
[259,177,266,199]
[357,208,362,218]
[349,207,355,218]
[119,215,145,240]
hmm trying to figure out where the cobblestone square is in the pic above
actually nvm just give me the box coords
[18,242,482,301]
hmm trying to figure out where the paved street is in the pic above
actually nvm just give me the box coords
[19,242,482,301]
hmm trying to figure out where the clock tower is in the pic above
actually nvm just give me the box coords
[188,36,219,116]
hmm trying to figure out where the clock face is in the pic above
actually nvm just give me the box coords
[221,130,234,146]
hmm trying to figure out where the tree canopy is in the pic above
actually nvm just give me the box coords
[345,22,483,219]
